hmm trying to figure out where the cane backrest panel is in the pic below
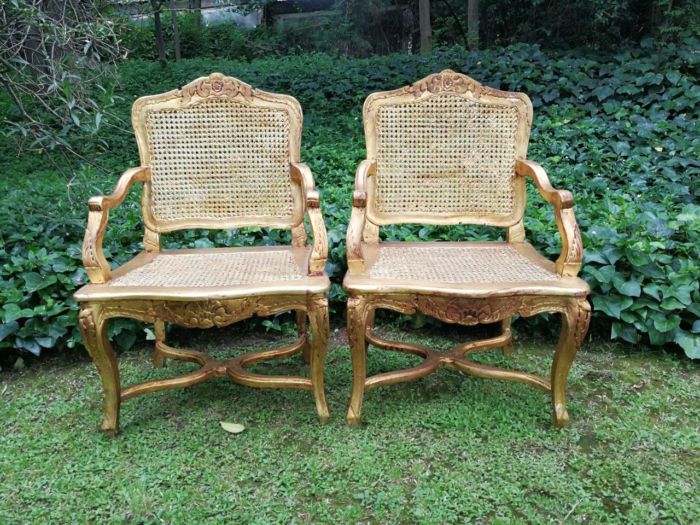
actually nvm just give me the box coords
[363,70,533,227]
[131,73,304,232]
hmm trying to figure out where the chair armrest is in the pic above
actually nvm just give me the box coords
[290,162,327,275]
[82,166,150,284]
[346,160,377,274]
[515,160,583,277]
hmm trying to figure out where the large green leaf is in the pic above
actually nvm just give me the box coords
[592,295,633,319]
[613,276,642,297]
[674,331,700,359]
[0,322,19,342]
[650,312,681,333]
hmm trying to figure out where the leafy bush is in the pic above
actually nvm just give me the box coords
[121,14,271,62]
[119,2,700,59]
[0,0,123,167]
[1,35,699,360]
[477,0,700,48]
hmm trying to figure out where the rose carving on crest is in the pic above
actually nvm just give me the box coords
[181,73,254,101]
[405,70,483,98]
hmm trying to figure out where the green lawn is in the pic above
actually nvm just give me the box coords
[1,324,698,524]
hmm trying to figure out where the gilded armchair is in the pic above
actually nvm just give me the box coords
[74,74,330,435]
[344,70,590,428]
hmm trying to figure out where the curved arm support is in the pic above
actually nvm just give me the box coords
[516,160,574,209]
[82,167,150,284]
[515,160,582,276]
[290,162,328,275]
[347,160,376,274]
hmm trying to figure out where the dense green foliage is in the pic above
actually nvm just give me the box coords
[1,36,699,359]
[122,13,270,63]
[469,0,699,48]
[120,1,700,59]
[2,333,699,522]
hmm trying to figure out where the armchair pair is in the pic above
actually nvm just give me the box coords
[74,72,590,435]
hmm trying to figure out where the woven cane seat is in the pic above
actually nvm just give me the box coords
[75,247,329,301]
[344,242,588,297]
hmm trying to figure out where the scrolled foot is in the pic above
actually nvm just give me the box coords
[553,403,570,428]
[100,418,119,437]
[347,408,362,427]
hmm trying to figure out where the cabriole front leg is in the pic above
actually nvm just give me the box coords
[551,298,591,427]
[308,295,329,423]
[347,295,369,426]
[79,305,120,436]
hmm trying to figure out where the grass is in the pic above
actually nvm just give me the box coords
[1,323,698,524]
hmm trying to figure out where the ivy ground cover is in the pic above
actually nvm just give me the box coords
[0,37,698,359]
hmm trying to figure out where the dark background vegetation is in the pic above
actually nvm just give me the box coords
[1,0,699,365]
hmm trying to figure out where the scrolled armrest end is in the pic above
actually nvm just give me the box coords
[516,159,583,277]
[352,190,367,208]
[306,189,321,209]
[81,166,149,284]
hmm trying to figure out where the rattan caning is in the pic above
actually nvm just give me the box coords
[145,98,294,224]
[367,245,557,284]
[374,95,519,218]
[109,248,306,288]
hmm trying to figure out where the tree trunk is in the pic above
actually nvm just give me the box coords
[440,0,468,49]
[171,2,181,62]
[401,6,415,53]
[418,0,432,54]
[151,0,166,66]
[189,0,202,31]
[467,0,479,50]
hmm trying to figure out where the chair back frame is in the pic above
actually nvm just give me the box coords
[131,73,305,234]
[363,69,533,229]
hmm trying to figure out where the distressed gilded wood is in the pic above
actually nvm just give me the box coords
[515,159,583,277]
[74,73,330,434]
[82,166,150,284]
[344,70,591,428]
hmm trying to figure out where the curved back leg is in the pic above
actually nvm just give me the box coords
[296,309,310,364]
[501,318,515,356]
[153,320,167,368]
